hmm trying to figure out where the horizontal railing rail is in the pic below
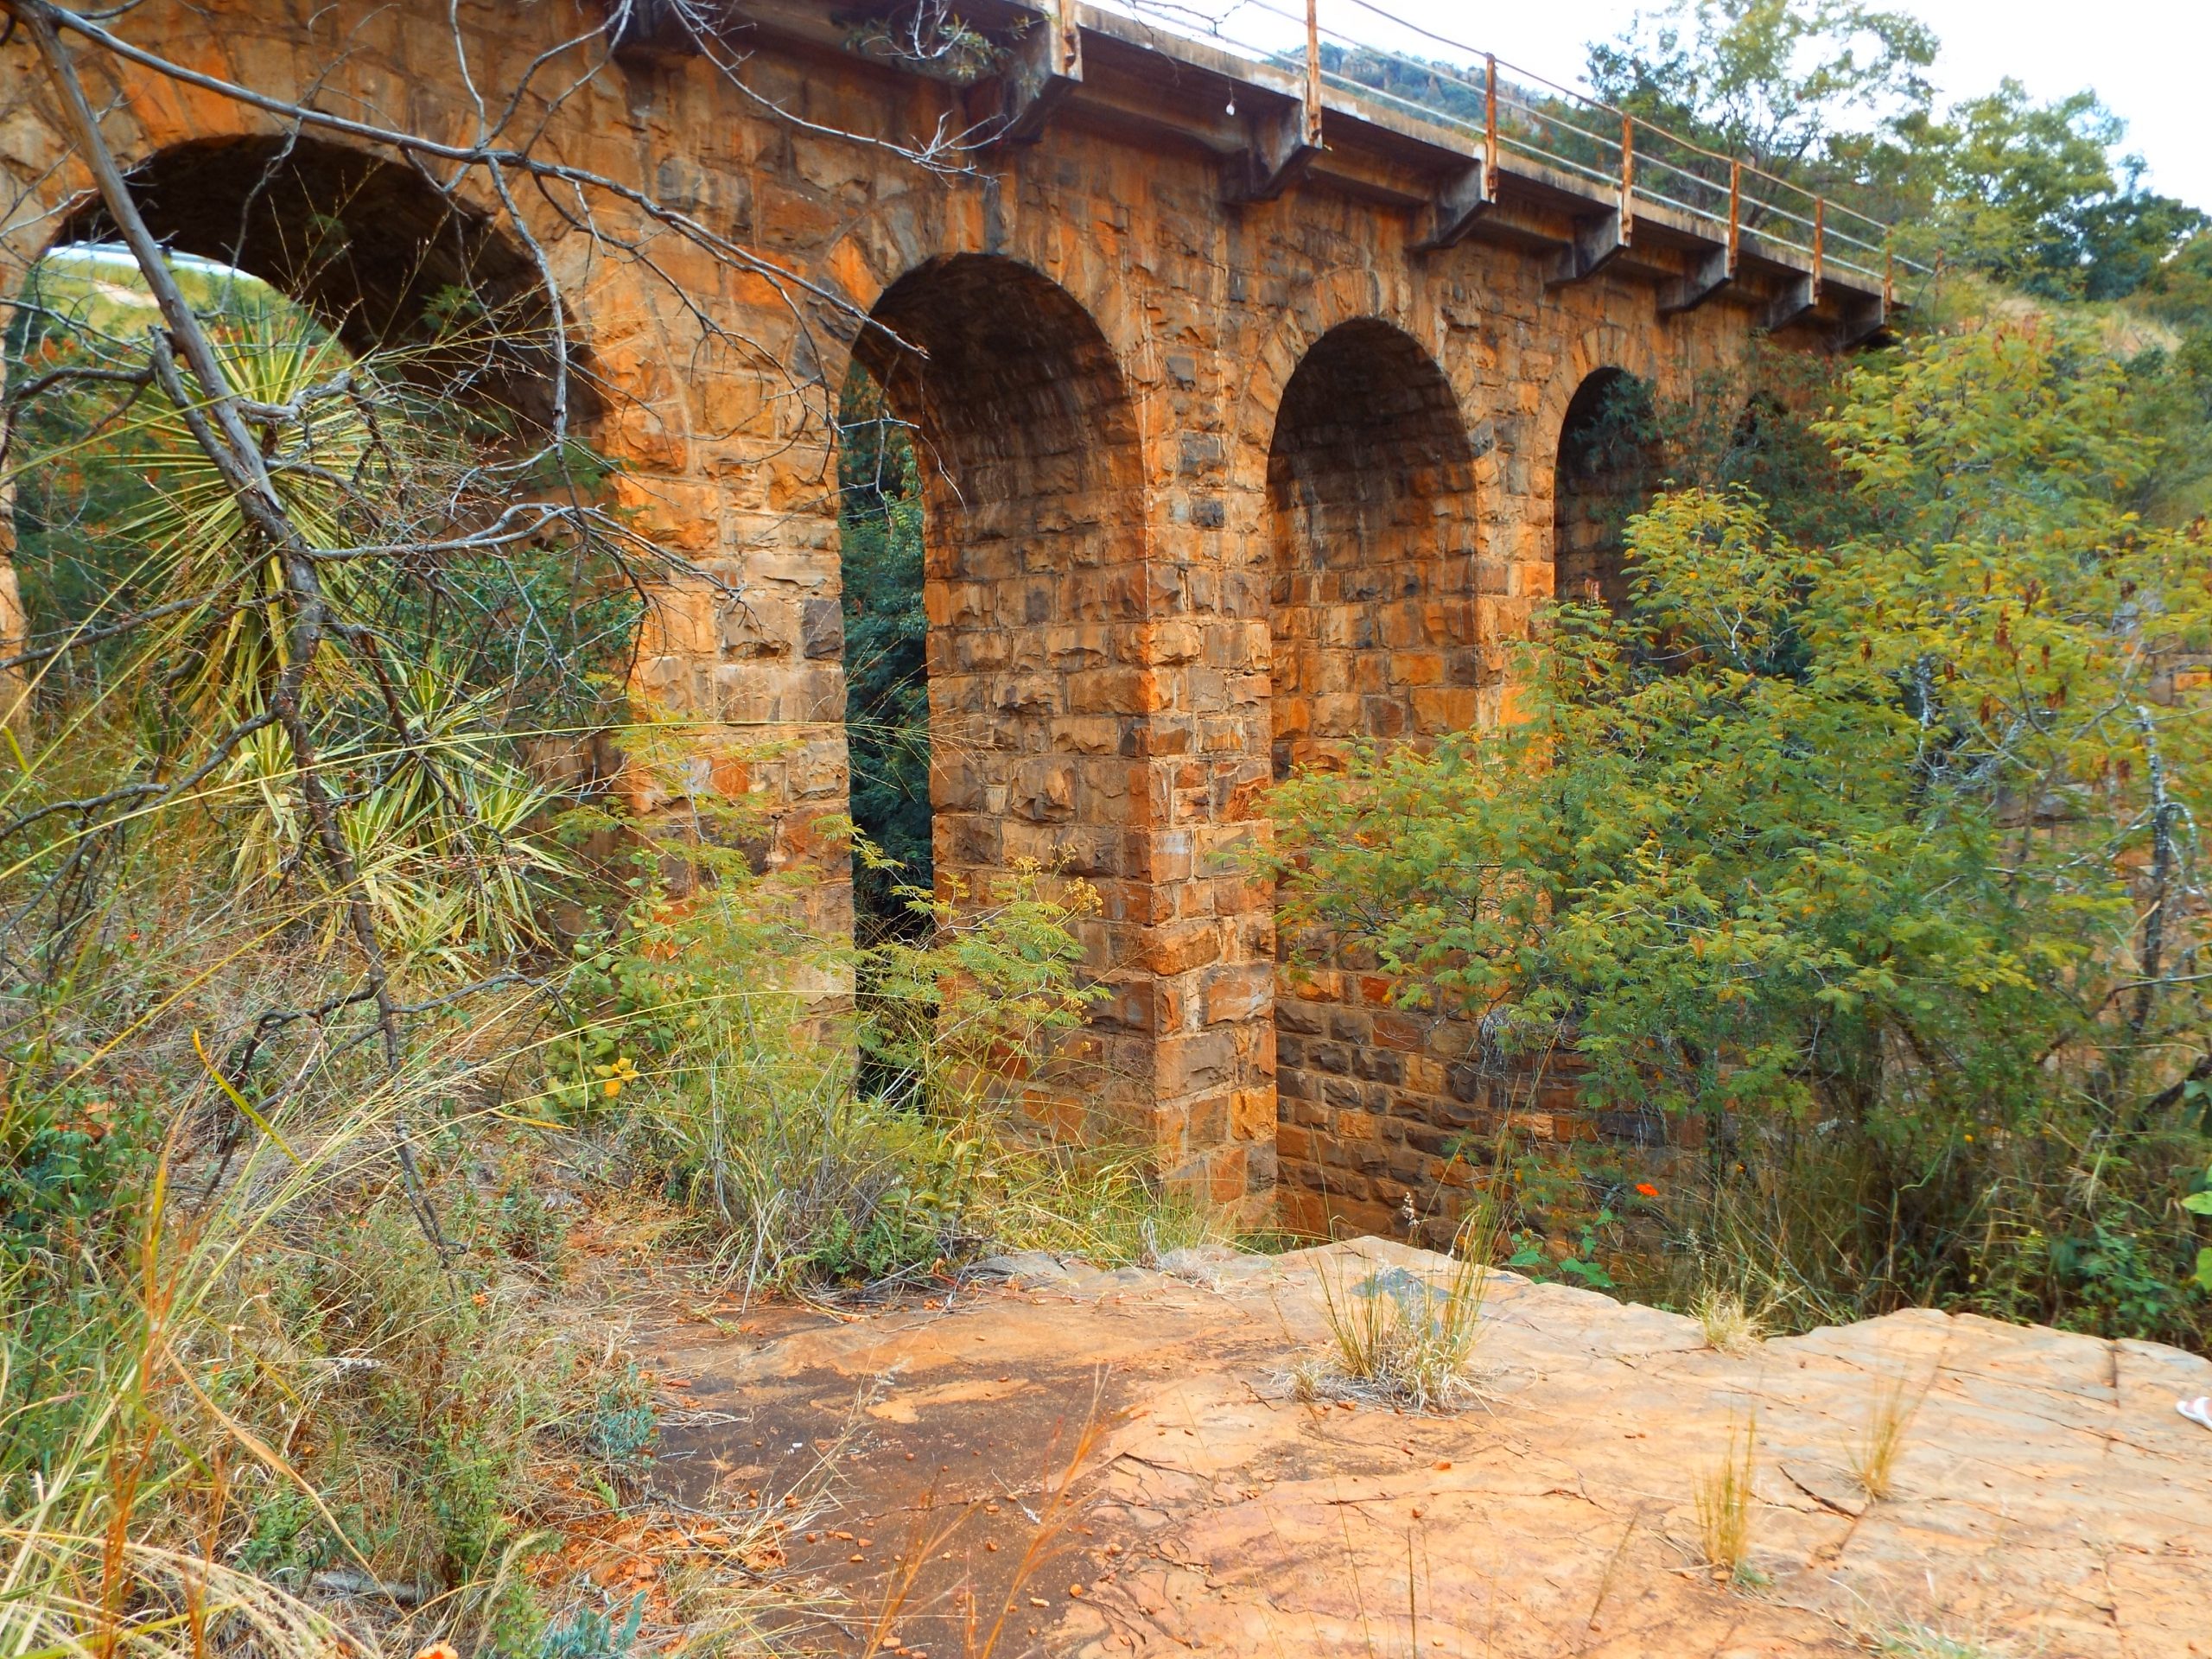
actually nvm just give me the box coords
[1087,0,1924,297]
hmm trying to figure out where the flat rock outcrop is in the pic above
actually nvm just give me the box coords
[645,1240,2211,1656]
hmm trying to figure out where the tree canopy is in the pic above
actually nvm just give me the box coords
[1589,0,2205,301]
[1269,321,2212,1342]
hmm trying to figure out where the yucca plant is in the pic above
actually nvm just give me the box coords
[5,276,581,984]
[109,314,374,729]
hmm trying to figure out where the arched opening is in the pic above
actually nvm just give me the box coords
[3,247,340,703]
[846,255,1148,1109]
[836,364,931,947]
[1553,368,1661,613]
[22,133,613,652]
[1263,320,1481,1238]
[51,135,578,425]
[18,139,604,712]
[1265,319,1482,779]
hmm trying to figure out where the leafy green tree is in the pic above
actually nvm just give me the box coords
[1590,1,2202,304]
[2117,329,2212,527]
[1268,321,2212,1344]
[2144,230,2212,334]
[1587,0,1936,179]
[1932,83,2205,300]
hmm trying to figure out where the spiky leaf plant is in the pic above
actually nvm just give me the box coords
[8,272,574,980]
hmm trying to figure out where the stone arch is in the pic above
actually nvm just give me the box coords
[1529,326,1669,614]
[1224,269,1510,731]
[848,252,1152,1110]
[1263,317,1482,778]
[1552,367,1663,615]
[1530,323,1669,450]
[50,134,579,424]
[1259,318,1484,1242]
[811,208,1165,597]
[1227,268,1501,536]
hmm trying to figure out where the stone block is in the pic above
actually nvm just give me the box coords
[1373,1009,1430,1051]
[1328,1007,1374,1045]
[801,597,844,659]
[1230,1087,1276,1142]
[1198,963,1273,1026]
[1156,1030,1236,1097]
[1148,922,1223,978]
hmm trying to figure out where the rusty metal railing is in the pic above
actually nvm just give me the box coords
[1090,0,1922,298]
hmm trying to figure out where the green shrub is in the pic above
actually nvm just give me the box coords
[1,1068,160,1259]
[1268,319,2212,1348]
[540,1592,646,1659]
[582,1363,658,1468]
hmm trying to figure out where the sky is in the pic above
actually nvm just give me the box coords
[1217,0,2212,211]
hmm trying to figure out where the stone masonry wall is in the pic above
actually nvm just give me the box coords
[0,0,1777,1224]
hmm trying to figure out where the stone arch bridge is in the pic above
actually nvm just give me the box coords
[0,0,1900,1230]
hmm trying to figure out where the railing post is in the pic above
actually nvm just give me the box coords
[1812,195,1825,296]
[1303,0,1324,149]
[1884,243,1895,309]
[1726,158,1740,276]
[1619,113,1634,243]
[1484,53,1498,200]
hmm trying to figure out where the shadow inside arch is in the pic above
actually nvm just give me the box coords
[1265,316,1483,779]
[841,252,1153,1122]
[54,133,588,427]
[1553,366,1662,617]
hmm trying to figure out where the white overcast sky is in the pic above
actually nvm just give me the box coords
[1231,0,2212,211]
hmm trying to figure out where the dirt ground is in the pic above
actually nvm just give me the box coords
[636,1239,2212,1658]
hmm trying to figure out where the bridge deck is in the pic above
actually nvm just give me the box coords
[702,0,1906,346]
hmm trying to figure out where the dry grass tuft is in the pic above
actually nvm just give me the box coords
[1691,1287,1768,1355]
[1694,1416,1758,1580]
[1304,1216,1494,1412]
[0,1530,368,1659]
[1877,1622,1999,1658]
[1848,1375,1915,1501]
